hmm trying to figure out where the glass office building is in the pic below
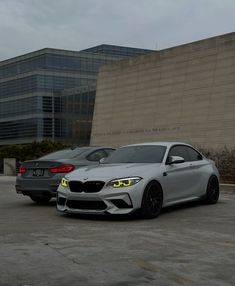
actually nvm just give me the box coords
[0,45,152,145]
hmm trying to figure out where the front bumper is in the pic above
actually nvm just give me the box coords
[57,183,144,215]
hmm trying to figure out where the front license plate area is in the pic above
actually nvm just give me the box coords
[33,169,44,177]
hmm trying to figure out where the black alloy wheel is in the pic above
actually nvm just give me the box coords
[141,181,163,219]
[205,176,220,204]
[30,195,52,204]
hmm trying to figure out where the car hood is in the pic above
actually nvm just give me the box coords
[67,163,162,182]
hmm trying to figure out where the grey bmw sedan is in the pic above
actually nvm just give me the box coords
[16,146,114,203]
[57,142,220,218]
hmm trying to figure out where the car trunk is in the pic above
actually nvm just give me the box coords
[20,160,66,178]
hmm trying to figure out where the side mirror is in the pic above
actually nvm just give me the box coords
[167,156,185,165]
[99,157,106,164]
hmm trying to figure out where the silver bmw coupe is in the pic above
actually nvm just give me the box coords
[57,142,220,218]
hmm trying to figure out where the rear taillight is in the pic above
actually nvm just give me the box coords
[49,164,74,173]
[18,166,26,174]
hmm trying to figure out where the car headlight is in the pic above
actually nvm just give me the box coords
[107,177,142,188]
[61,178,68,188]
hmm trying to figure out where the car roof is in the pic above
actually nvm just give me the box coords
[71,146,115,150]
[121,142,193,148]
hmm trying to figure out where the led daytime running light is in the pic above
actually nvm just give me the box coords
[61,178,68,188]
[108,177,142,188]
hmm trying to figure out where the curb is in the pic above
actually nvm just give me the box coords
[220,184,235,193]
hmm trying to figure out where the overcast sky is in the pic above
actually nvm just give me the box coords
[1,0,235,60]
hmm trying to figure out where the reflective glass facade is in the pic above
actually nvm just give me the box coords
[0,45,153,145]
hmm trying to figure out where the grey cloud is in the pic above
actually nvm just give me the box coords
[1,0,235,60]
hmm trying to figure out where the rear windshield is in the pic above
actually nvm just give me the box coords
[104,145,167,164]
[39,148,88,160]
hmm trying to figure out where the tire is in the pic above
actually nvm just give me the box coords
[30,195,52,204]
[205,176,220,204]
[140,181,163,219]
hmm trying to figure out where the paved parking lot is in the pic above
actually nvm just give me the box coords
[0,176,234,286]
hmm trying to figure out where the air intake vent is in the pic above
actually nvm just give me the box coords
[110,199,132,209]
[57,197,66,206]
[66,200,107,210]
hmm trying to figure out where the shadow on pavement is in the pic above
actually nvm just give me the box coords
[57,199,222,222]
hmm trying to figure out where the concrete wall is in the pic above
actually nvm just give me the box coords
[4,158,16,176]
[91,33,235,149]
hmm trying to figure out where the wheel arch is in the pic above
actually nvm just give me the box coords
[140,179,164,218]
[204,174,220,204]
[207,174,220,186]
[143,179,164,198]
[207,173,219,185]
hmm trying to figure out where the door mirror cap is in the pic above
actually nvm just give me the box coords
[167,156,185,165]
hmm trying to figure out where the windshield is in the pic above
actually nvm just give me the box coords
[104,145,166,164]
[39,148,89,160]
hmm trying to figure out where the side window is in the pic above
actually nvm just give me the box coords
[104,149,115,156]
[87,150,107,162]
[185,146,202,161]
[168,146,190,162]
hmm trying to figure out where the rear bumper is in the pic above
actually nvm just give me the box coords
[15,176,61,197]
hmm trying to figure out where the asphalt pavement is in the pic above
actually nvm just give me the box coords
[0,176,234,286]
